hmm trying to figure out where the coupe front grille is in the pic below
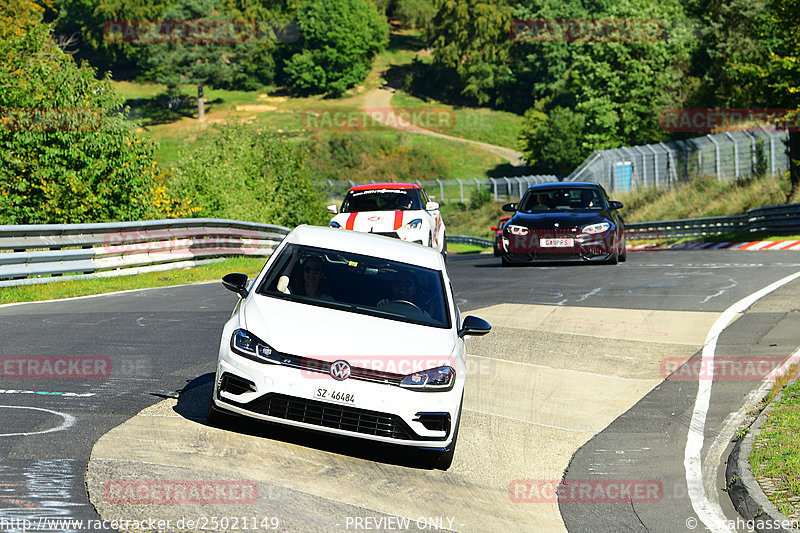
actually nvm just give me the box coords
[243,393,417,439]
[371,231,400,239]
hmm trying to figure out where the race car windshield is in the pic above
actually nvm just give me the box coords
[257,244,451,329]
[518,188,605,213]
[340,189,421,212]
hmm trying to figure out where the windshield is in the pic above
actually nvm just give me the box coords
[341,188,422,212]
[518,188,605,213]
[257,244,451,329]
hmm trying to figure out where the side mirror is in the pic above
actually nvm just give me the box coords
[490,226,497,231]
[222,273,249,299]
[425,201,439,211]
[502,203,517,212]
[458,315,491,338]
[327,204,338,215]
[609,200,623,210]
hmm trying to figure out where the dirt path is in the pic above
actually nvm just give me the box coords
[361,82,527,167]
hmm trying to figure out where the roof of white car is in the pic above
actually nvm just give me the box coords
[285,225,443,270]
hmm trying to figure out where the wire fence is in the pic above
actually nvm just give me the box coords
[565,129,791,194]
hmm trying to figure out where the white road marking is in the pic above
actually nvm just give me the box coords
[0,405,76,437]
[0,389,94,397]
[684,270,800,533]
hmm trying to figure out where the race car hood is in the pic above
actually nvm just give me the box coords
[241,295,456,365]
[508,211,613,230]
[331,210,422,233]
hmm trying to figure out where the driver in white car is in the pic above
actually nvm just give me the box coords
[377,271,431,316]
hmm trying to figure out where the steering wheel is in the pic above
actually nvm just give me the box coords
[389,299,422,312]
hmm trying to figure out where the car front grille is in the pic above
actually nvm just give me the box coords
[371,231,400,239]
[241,393,419,440]
[273,353,406,385]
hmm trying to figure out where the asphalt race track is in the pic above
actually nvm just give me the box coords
[2,249,800,532]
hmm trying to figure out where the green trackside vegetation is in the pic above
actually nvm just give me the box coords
[750,372,800,518]
[0,257,268,305]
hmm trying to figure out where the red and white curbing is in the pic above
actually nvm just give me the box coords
[628,240,800,251]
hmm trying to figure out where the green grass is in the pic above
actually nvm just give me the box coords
[391,91,524,150]
[448,243,490,254]
[750,371,800,517]
[0,257,267,305]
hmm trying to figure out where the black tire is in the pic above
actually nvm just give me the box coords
[607,251,619,265]
[433,399,462,470]
[619,237,627,262]
[207,395,230,427]
[501,254,513,267]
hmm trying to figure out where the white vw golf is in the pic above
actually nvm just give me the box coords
[209,225,490,469]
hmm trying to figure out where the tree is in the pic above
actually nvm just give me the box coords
[0,1,191,223]
[283,0,388,95]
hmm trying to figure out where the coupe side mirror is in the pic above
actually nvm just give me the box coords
[425,201,439,211]
[327,204,338,215]
[458,315,492,338]
[609,200,623,210]
[502,203,517,212]
[222,272,249,299]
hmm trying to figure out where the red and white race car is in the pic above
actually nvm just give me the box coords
[327,183,447,258]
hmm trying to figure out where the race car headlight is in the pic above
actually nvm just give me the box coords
[230,329,280,364]
[329,221,342,228]
[582,222,612,234]
[506,224,530,236]
[400,366,455,391]
[405,218,423,231]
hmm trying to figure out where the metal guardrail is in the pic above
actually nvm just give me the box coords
[0,219,290,287]
[446,235,493,247]
[626,203,800,240]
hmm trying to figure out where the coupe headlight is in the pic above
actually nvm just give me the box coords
[329,221,342,228]
[405,218,423,231]
[582,222,612,234]
[506,224,530,236]
[400,366,455,391]
[230,329,280,364]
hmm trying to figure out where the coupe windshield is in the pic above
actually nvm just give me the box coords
[518,188,605,213]
[257,244,451,329]
[341,188,422,212]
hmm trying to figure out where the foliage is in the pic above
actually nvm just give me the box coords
[284,0,388,95]
[0,3,191,224]
[518,106,586,175]
[168,125,326,227]
[304,131,450,182]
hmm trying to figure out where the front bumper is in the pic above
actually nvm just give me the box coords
[212,347,462,449]
[503,231,615,262]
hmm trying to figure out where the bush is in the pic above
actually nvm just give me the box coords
[168,125,327,227]
[0,6,188,224]
[284,0,388,95]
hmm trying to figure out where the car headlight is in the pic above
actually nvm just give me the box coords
[329,221,342,228]
[400,366,455,391]
[582,222,612,234]
[405,218,423,231]
[230,329,281,364]
[506,224,530,236]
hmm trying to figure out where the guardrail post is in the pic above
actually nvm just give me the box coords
[724,132,739,178]
[706,134,721,181]
[759,127,777,177]
[492,179,498,201]
[742,131,758,176]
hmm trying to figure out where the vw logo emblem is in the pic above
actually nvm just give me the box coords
[330,360,351,381]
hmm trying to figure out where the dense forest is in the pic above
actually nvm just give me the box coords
[1,0,798,224]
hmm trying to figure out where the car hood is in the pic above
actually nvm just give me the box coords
[331,210,424,233]
[509,211,611,230]
[241,295,456,362]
